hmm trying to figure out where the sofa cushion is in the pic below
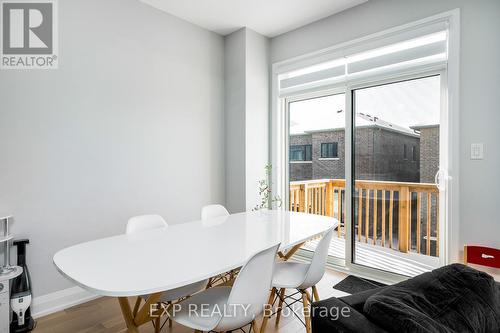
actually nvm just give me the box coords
[312,296,388,333]
[339,287,388,313]
[363,264,500,333]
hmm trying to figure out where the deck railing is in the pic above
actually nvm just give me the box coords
[290,179,439,257]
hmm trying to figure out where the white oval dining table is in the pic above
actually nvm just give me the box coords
[53,210,337,332]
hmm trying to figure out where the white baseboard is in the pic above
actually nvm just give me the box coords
[31,286,99,319]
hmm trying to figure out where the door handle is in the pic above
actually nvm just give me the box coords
[434,170,449,191]
[434,170,440,186]
[434,169,451,191]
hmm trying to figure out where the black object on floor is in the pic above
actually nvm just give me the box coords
[333,275,387,294]
[10,239,35,333]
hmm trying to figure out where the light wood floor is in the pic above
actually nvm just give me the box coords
[34,269,348,333]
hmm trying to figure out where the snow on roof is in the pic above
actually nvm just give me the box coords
[295,112,419,137]
[410,123,440,129]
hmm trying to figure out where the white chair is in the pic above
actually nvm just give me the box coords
[126,215,208,332]
[126,214,167,234]
[200,204,235,287]
[169,243,280,333]
[260,228,334,333]
[201,204,229,220]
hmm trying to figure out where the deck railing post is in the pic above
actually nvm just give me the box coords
[326,181,333,217]
[398,186,411,253]
[300,184,307,213]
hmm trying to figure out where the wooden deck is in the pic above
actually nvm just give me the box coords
[304,236,439,276]
[290,179,440,257]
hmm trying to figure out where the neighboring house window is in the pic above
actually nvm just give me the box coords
[290,145,312,161]
[412,145,417,161]
[403,144,408,160]
[321,142,338,158]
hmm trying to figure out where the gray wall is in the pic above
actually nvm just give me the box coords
[224,29,247,213]
[0,0,225,297]
[271,0,500,253]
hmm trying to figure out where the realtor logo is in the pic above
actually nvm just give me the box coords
[1,0,58,69]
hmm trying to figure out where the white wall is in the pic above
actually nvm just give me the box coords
[224,28,270,213]
[245,30,270,211]
[0,0,225,297]
[271,0,500,257]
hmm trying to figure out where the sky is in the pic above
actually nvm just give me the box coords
[289,75,440,135]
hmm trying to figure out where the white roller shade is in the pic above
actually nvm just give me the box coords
[279,21,448,95]
[347,33,446,75]
[280,65,345,89]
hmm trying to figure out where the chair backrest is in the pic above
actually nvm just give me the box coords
[126,215,168,234]
[300,228,334,289]
[215,243,280,331]
[201,204,229,220]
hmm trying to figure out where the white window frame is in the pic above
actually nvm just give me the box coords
[271,9,460,283]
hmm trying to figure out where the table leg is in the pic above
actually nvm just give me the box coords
[117,292,163,332]
[134,292,162,326]
[118,297,140,333]
[154,316,161,333]
[278,242,305,261]
[132,297,142,316]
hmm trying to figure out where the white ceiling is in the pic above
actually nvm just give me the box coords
[139,0,368,37]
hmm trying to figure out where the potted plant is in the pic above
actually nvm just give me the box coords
[253,164,282,211]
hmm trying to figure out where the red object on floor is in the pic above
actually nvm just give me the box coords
[464,245,500,269]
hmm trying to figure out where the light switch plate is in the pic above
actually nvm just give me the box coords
[470,143,484,160]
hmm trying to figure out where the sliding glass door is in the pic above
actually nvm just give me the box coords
[284,74,448,276]
[351,75,444,276]
[288,92,345,261]
[277,17,457,278]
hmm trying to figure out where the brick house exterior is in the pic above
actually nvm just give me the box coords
[290,125,421,182]
[411,125,440,183]
[289,134,313,180]
[310,130,346,179]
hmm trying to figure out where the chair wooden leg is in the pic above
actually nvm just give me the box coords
[252,320,259,332]
[301,291,311,333]
[260,287,276,333]
[275,288,286,326]
[132,297,142,317]
[304,289,312,303]
[312,285,320,302]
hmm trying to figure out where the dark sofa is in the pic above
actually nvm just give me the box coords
[311,264,500,333]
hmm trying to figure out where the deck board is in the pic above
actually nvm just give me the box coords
[304,236,440,276]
